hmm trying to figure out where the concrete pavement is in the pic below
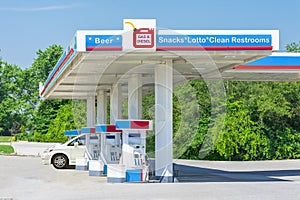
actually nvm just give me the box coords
[0,155,300,200]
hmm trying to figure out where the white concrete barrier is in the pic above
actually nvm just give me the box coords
[107,164,126,183]
[75,157,88,170]
[88,160,103,176]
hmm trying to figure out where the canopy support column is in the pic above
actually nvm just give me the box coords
[110,83,122,124]
[86,95,96,154]
[97,90,107,124]
[87,96,96,126]
[128,74,142,119]
[155,60,173,182]
[97,90,107,159]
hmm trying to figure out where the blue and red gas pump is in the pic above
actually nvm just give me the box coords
[113,119,153,183]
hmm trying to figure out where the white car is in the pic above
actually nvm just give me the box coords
[41,134,87,169]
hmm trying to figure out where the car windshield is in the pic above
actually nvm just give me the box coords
[67,136,86,146]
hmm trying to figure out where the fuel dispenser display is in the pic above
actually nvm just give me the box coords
[102,133,122,164]
[122,132,146,168]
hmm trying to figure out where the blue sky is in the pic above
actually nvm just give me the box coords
[0,0,300,68]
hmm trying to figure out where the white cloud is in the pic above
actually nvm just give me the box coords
[0,4,79,12]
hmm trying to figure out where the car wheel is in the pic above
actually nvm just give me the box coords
[52,154,68,169]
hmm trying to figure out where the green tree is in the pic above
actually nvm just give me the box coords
[34,99,71,135]
[286,42,300,52]
[43,104,76,143]
[0,61,24,135]
[215,100,270,160]
[213,81,300,160]
[22,45,63,133]
[178,80,211,159]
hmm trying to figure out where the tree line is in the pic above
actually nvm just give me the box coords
[0,45,74,142]
[0,43,300,160]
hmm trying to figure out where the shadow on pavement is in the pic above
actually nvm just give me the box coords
[52,165,76,170]
[174,164,300,182]
[65,165,76,170]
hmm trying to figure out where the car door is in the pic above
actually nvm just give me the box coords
[68,135,86,164]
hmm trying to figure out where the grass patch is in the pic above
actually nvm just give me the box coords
[0,136,11,143]
[0,145,14,154]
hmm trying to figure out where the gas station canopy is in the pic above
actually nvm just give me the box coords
[39,19,281,100]
[224,52,300,81]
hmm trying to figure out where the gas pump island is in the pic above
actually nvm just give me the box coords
[40,19,281,183]
[76,120,152,183]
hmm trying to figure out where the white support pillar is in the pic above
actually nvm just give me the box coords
[155,60,173,182]
[87,95,96,126]
[97,90,107,124]
[97,90,107,163]
[128,74,142,119]
[110,83,122,124]
[86,96,96,155]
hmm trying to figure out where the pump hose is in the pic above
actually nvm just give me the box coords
[125,21,137,31]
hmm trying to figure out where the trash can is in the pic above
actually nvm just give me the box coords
[126,169,144,182]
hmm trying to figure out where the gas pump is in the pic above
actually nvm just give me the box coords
[115,120,152,182]
[92,125,122,176]
[95,125,122,164]
[103,133,121,163]
[81,127,99,160]
[75,127,96,171]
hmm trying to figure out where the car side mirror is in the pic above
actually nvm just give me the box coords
[74,142,79,147]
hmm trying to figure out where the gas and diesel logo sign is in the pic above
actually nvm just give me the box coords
[134,28,155,48]
[123,19,156,51]
[125,21,155,48]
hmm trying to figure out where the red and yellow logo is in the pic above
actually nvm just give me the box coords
[125,21,154,48]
